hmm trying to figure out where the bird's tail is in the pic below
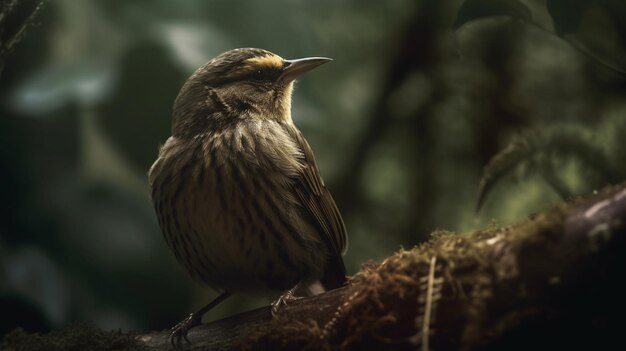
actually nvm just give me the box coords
[320,252,347,291]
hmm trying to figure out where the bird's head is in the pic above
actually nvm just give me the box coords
[171,48,331,137]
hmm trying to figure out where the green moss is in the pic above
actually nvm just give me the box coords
[240,186,607,350]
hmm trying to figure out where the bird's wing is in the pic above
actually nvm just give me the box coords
[286,126,348,256]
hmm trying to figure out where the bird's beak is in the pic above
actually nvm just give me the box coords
[279,57,332,84]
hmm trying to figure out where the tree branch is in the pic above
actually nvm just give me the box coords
[0,0,47,76]
[133,184,626,351]
[3,184,624,350]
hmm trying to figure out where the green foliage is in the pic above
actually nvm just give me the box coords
[476,128,617,214]
[457,0,626,213]
[1,0,625,338]
[456,0,626,73]
[547,0,592,35]
[453,0,531,30]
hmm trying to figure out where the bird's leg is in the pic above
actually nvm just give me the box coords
[271,282,305,316]
[170,292,231,347]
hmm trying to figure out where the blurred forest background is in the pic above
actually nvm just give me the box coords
[1,0,625,337]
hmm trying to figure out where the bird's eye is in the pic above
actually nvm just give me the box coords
[247,68,279,84]
[253,70,265,81]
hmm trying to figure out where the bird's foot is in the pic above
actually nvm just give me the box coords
[170,312,201,347]
[271,288,302,316]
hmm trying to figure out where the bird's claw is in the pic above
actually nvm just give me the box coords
[271,289,301,316]
[170,313,200,348]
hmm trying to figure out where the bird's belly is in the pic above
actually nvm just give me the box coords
[167,169,325,293]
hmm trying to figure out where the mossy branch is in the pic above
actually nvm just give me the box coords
[4,184,626,351]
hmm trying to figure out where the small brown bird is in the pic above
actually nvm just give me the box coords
[148,48,348,343]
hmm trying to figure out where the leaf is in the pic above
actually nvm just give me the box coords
[9,0,124,115]
[544,130,616,182]
[10,61,116,115]
[158,22,231,71]
[475,129,616,214]
[548,0,626,73]
[547,0,593,36]
[453,0,532,30]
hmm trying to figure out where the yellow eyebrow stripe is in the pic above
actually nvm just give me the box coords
[244,55,284,70]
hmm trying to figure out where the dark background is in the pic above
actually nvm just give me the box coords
[1,0,624,336]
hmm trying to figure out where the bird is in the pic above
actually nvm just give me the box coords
[148,48,348,344]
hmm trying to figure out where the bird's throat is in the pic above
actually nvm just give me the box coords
[279,82,295,123]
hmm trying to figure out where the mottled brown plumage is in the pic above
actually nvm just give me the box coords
[148,48,347,344]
